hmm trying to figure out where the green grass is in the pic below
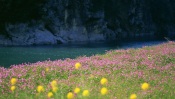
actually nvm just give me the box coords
[0,42,175,99]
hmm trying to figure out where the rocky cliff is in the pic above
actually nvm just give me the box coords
[0,0,175,45]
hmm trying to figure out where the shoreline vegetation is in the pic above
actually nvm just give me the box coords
[0,41,175,99]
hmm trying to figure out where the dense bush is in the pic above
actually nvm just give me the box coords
[0,0,46,23]
[0,0,46,34]
[0,0,175,39]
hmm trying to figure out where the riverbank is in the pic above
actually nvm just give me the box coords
[0,40,166,67]
[0,41,175,99]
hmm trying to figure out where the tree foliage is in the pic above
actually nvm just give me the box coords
[0,0,45,23]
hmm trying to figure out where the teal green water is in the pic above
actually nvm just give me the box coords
[0,41,165,68]
[0,42,119,67]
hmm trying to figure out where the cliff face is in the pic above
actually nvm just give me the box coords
[0,0,175,45]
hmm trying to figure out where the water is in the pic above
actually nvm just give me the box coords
[0,41,166,68]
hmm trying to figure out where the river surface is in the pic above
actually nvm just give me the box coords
[0,40,166,68]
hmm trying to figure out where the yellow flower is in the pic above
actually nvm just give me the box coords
[46,67,49,72]
[51,80,57,87]
[10,86,16,92]
[141,82,149,90]
[130,94,137,99]
[10,78,17,85]
[75,62,81,69]
[82,90,89,97]
[37,85,44,93]
[67,92,74,99]
[52,86,58,93]
[100,87,108,95]
[47,92,53,98]
[74,87,80,94]
[100,78,108,85]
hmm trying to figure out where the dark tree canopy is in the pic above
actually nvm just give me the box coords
[0,0,175,39]
[0,0,45,23]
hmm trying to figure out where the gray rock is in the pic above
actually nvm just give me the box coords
[34,29,56,45]
[1,0,175,45]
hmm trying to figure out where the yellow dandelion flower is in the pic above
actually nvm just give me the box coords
[82,90,89,97]
[10,86,16,92]
[46,67,49,72]
[130,94,137,99]
[47,92,53,98]
[74,87,80,94]
[52,86,58,93]
[51,80,57,87]
[37,85,44,93]
[100,78,108,85]
[100,87,108,95]
[75,62,81,69]
[10,78,17,85]
[141,82,149,90]
[67,92,74,99]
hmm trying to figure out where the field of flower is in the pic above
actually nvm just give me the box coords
[0,41,175,99]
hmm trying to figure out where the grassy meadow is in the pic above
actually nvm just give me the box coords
[0,41,175,99]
